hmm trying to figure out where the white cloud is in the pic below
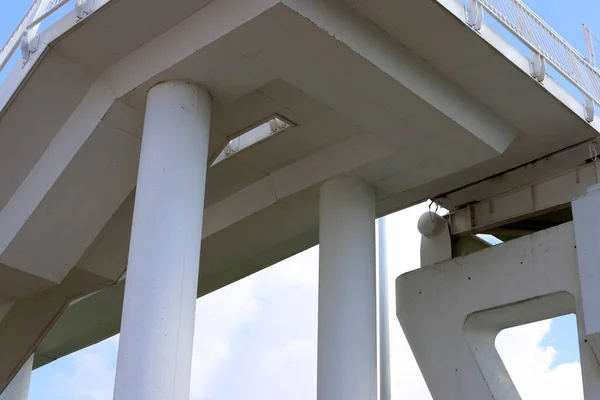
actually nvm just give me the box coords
[40,276,261,400]
[497,321,584,400]
[257,339,317,400]
[35,204,584,400]
[209,248,319,400]
[48,338,118,400]
[190,275,259,399]
[265,248,319,287]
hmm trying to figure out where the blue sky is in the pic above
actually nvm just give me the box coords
[1,0,599,398]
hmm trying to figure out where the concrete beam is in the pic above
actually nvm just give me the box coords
[0,82,137,283]
[282,0,519,154]
[447,161,597,236]
[0,268,111,393]
[0,193,133,388]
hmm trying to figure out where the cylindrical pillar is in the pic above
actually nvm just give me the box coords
[317,177,377,400]
[0,356,32,400]
[378,217,392,400]
[113,81,211,400]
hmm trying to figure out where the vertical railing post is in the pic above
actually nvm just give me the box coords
[466,0,483,31]
[75,0,94,19]
[584,24,596,66]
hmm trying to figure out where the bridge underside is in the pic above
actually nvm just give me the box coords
[0,0,599,397]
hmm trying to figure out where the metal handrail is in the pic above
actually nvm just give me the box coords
[473,0,600,107]
[1,0,599,114]
[0,0,90,74]
[27,0,71,31]
[0,0,45,72]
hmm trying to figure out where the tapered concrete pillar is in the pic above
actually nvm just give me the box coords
[113,81,211,400]
[0,356,32,400]
[317,177,377,400]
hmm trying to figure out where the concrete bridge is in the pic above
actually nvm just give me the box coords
[1,0,600,398]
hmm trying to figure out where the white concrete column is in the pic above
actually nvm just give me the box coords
[318,177,376,400]
[113,81,211,400]
[0,355,33,400]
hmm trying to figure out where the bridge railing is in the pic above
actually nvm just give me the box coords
[467,0,600,114]
[1,0,599,118]
[0,0,94,75]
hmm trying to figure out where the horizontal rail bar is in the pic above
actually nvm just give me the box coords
[27,0,72,30]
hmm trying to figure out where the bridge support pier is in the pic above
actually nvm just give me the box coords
[317,178,377,400]
[397,185,600,399]
[0,356,32,400]
[113,81,211,400]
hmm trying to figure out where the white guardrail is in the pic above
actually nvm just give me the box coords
[466,0,600,121]
[0,0,94,72]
